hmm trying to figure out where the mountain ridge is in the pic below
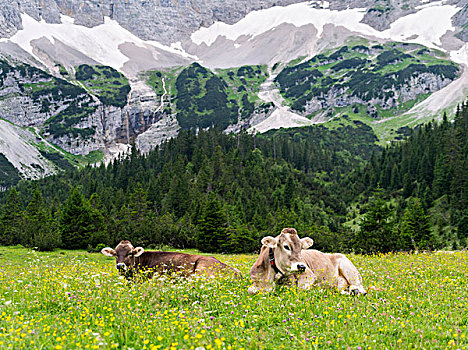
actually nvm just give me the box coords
[0,0,467,183]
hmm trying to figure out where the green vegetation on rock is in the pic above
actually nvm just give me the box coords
[0,59,98,140]
[275,42,459,117]
[216,65,268,120]
[145,63,269,130]
[175,63,238,130]
[75,64,131,108]
[39,151,75,172]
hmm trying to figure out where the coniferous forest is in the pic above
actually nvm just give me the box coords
[0,102,467,253]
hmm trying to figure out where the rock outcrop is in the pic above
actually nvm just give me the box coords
[453,5,468,42]
[0,0,466,44]
[0,59,162,155]
[302,72,455,117]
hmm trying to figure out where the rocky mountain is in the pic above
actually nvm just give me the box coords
[275,43,459,116]
[2,0,464,44]
[0,0,467,185]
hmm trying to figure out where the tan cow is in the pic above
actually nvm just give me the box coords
[102,240,240,279]
[248,228,366,295]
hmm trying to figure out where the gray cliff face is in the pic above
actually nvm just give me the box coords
[1,0,467,44]
[0,2,21,38]
[453,5,468,41]
[135,113,180,154]
[48,98,163,155]
[225,103,275,133]
[0,59,162,155]
[0,0,307,43]
[0,65,93,127]
[302,73,455,117]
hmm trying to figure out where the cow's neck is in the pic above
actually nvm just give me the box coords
[269,247,285,277]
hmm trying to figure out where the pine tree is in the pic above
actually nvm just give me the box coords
[118,184,152,245]
[0,188,22,245]
[398,199,435,251]
[166,163,190,218]
[196,195,227,253]
[402,172,413,198]
[87,193,107,248]
[283,176,295,209]
[60,187,95,249]
[128,183,149,223]
[23,188,60,251]
[354,188,395,253]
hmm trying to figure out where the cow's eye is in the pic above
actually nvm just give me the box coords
[284,245,290,251]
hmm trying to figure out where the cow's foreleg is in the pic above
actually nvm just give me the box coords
[296,271,316,290]
[337,255,367,295]
[336,276,349,291]
[248,272,276,295]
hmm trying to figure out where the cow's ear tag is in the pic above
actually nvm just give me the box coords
[133,247,145,257]
[261,236,277,248]
[301,237,314,249]
[101,247,116,257]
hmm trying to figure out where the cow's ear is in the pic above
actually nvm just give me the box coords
[101,247,116,257]
[261,236,277,248]
[133,247,144,257]
[301,237,314,249]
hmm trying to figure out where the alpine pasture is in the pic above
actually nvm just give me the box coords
[0,246,467,349]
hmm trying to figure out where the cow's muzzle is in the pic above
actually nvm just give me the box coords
[116,263,127,272]
[291,263,307,273]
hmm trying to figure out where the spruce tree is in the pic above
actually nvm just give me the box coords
[398,199,434,251]
[23,188,60,251]
[60,187,95,249]
[354,188,395,253]
[0,188,22,245]
[88,193,107,248]
[283,176,295,209]
[196,195,227,253]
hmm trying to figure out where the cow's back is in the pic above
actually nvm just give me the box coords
[195,256,235,274]
[137,251,236,276]
[302,250,337,282]
[137,251,199,274]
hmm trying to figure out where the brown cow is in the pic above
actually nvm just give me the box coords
[101,240,240,279]
[248,228,366,295]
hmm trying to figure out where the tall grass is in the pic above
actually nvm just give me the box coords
[0,246,466,349]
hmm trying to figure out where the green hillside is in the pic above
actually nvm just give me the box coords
[145,63,270,130]
[75,64,131,108]
[0,60,97,139]
[275,42,459,116]
[174,63,238,129]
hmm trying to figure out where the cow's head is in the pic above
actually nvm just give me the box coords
[101,240,144,274]
[261,228,313,275]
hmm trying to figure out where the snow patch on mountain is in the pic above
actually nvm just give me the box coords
[190,1,461,51]
[191,3,371,47]
[384,3,458,48]
[451,43,468,66]
[4,14,196,71]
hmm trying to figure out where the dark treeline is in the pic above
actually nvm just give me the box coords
[0,102,467,253]
[0,122,377,253]
[348,101,468,251]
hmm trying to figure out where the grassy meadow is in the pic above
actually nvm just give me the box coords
[0,246,467,349]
